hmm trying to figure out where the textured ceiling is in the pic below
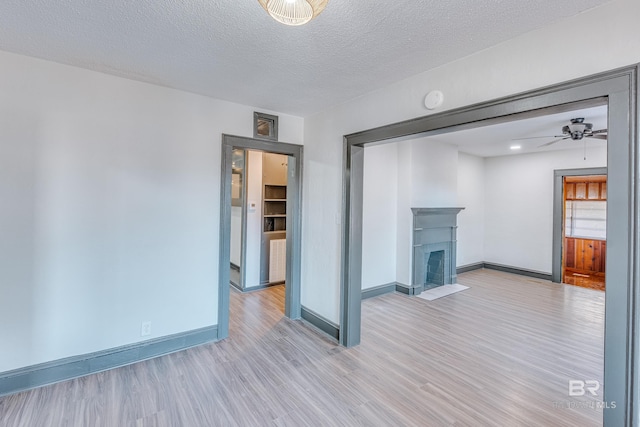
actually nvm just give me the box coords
[0,0,612,116]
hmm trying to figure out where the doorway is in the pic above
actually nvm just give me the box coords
[342,67,638,425]
[557,172,607,291]
[218,135,303,340]
[230,150,290,292]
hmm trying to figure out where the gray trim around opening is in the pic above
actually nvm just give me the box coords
[219,135,303,340]
[340,140,364,347]
[0,326,218,398]
[342,65,638,426]
[552,167,608,283]
[239,150,249,290]
[301,306,340,340]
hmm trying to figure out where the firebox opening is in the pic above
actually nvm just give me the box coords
[425,250,445,290]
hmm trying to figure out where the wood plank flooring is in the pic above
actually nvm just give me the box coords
[563,270,606,291]
[0,269,604,426]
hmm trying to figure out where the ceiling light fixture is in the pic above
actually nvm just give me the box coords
[563,117,593,140]
[510,145,522,150]
[258,0,329,26]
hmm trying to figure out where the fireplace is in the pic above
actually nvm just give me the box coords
[412,208,464,294]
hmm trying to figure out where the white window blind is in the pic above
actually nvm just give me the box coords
[565,200,606,239]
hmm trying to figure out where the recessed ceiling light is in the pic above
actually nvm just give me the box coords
[510,145,522,150]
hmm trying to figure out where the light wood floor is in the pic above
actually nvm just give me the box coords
[0,269,604,426]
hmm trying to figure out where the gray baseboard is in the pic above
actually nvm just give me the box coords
[363,281,429,298]
[0,325,218,398]
[456,262,485,274]
[362,263,550,302]
[362,282,396,300]
[301,306,339,341]
[457,261,552,281]
[456,261,552,281]
[483,262,552,281]
[231,282,284,293]
[394,282,422,296]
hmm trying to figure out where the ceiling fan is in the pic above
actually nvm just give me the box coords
[518,118,608,147]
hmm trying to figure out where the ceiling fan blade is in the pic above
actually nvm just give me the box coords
[513,135,566,140]
[591,129,607,134]
[538,137,569,148]
[588,134,608,140]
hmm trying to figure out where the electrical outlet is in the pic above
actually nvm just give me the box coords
[141,321,152,337]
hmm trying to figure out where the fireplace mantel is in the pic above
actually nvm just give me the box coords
[411,207,464,294]
[411,207,465,217]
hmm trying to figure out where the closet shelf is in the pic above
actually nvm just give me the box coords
[264,184,287,233]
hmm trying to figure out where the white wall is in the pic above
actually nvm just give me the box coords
[409,139,458,207]
[456,152,485,267]
[484,147,607,273]
[362,138,460,289]
[303,0,640,323]
[244,150,264,288]
[230,207,242,266]
[0,50,303,372]
[395,141,413,285]
[362,143,398,289]
[396,138,459,285]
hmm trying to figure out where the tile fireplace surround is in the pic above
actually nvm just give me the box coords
[411,207,464,295]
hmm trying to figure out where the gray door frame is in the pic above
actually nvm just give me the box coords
[341,65,638,425]
[231,148,247,291]
[219,134,303,339]
[552,167,608,284]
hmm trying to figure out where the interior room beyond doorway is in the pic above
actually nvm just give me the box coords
[562,175,607,291]
[360,104,609,297]
[230,149,289,292]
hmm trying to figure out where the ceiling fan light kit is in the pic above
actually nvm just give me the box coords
[563,117,593,140]
[258,0,329,26]
[512,117,608,148]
